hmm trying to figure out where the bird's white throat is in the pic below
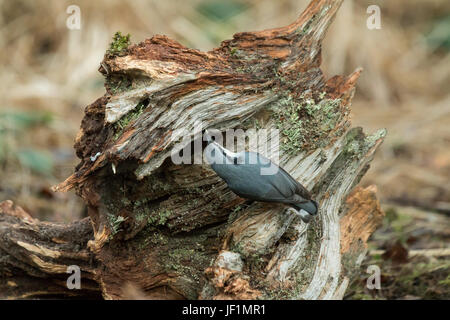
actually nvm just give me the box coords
[212,141,239,158]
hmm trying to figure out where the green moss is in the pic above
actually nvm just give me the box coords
[365,128,387,147]
[227,204,244,224]
[245,252,266,272]
[160,241,211,284]
[107,75,132,94]
[319,91,327,99]
[350,293,375,300]
[242,117,262,130]
[235,63,261,74]
[272,66,288,85]
[148,231,169,246]
[107,31,131,56]
[390,212,414,235]
[439,274,450,286]
[147,209,172,226]
[394,260,450,298]
[134,210,147,224]
[135,225,170,250]
[264,222,323,299]
[294,223,322,284]
[341,127,386,160]
[348,257,450,300]
[226,215,324,299]
[271,94,343,155]
[296,13,317,36]
[112,99,149,139]
[107,214,128,236]
[230,50,263,74]
[185,186,204,195]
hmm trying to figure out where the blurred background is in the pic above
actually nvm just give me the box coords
[0,0,449,299]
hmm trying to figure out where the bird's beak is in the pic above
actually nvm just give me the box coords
[204,129,213,143]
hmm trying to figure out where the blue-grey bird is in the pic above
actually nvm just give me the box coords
[204,130,318,223]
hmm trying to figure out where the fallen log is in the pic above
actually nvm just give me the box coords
[0,0,385,299]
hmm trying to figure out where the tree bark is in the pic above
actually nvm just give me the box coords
[0,0,385,299]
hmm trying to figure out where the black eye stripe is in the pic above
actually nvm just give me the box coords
[221,149,227,158]
[219,148,240,164]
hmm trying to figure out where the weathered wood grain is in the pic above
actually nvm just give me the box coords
[0,0,386,300]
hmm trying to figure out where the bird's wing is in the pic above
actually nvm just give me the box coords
[277,165,312,201]
[235,151,246,164]
[252,153,311,202]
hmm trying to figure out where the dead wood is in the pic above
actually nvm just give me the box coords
[0,0,386,300]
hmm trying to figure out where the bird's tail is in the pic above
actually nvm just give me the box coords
[293,200,318,216]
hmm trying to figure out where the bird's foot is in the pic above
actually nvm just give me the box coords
[288,208,313,223]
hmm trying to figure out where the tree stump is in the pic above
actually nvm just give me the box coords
[0,0,385,300]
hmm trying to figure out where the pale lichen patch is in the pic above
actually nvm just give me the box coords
[271,93,344,155]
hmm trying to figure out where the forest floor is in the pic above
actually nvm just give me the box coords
[345,204,449,299]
